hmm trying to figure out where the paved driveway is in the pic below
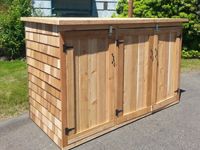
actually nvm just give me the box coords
[0,72,200,150]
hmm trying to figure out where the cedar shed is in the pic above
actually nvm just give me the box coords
[21,17,188,150]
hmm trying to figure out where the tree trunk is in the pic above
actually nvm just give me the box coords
[128,0,133,18]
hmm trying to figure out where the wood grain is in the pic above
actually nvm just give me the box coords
[21,17,188,25]
[24,20,184,149]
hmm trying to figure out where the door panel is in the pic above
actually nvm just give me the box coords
[63,28,182,141]
[116,29,154,123]
[63,30,115,138]
[153,28,182,110]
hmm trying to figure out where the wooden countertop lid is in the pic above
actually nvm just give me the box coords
[21,17,188,25]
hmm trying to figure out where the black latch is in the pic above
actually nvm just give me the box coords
[63,44,73,53]
[65,127,75,135]
[116,40,124,47]
[116,109,123,117]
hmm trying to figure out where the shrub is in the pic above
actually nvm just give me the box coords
[116,0,128,17]
[0,0,32,59]
[115,0,200,53]
[0,0,13,11]
[182,49,200,59]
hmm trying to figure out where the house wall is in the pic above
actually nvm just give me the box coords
[32,0,118,17]
[52,0,92,17]
[32,0,52,16]
[92,0,118,17]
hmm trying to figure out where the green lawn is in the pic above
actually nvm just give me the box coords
[0,59,199,120]
[181,59,200,72]
[0,60,28,120]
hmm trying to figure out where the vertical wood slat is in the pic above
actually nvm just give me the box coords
[123,36,138,114]
[136,35,145,110]
[143,35,151,108]
[97,39,107,123]
[60,32,68,147]
[75,40,80,134]
[167,32,176,97]
[106,36,116,122]
[151,33,159,106]
[175,31,182,97]
[116,38,124,117]
[66,40,76,135]
[88,39,97,127]
[147,35,154,108]
[157,33,170,102]
[78,39,89,132]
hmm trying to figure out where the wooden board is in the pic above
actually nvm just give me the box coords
[24,21,184,150]
[152,28,182,110]
[63,30,115,141]
[116,29,154,123]
[21,17,188,25]
[25,25,63,148]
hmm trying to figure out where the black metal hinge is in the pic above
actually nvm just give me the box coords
[115,109,123,117]
[155,24,159,32]
[175,88,185,98]
[63,44,73,53]
[177,34,182,39]
[116,40,124,47]
[65,128,75,135]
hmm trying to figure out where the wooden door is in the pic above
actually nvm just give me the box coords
[152,28,182,111]
[63,30,115,142]
[116,29,154,123]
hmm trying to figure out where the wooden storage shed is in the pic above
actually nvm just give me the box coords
[21,17,187,150]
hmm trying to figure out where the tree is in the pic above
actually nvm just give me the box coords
[0,0,13,12]
[116,0,200,51]
[0,0,32,59]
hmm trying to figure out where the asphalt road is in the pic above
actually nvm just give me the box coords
[0,72,200,150]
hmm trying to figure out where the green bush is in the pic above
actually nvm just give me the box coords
[115,0,200,54]
[0,0,13,12]
[0,0,31,59]
[115,0,128,17]
[182,49,200,59]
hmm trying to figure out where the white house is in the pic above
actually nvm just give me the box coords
[32,0,118,17]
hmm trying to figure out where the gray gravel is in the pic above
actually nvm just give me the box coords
[0,72,200,150]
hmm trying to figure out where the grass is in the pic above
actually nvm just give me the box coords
[181,59,200,72]
[0,60,28,120]
[0,58,199,120]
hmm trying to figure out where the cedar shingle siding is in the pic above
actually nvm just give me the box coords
[32,0,118,17]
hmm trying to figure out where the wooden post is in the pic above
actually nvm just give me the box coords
[128,0,133,18]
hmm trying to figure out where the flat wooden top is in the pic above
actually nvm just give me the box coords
[21,17,188,25]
